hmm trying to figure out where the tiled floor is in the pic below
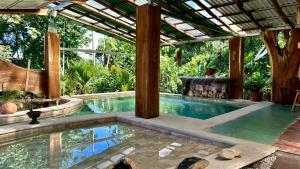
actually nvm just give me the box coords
[274,119,300,155]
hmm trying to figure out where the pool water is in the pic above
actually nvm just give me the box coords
[0,123,223,169]
[71,96,244,120]
[212,104,300,144]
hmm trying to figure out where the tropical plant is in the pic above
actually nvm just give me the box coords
[243,72,266,92]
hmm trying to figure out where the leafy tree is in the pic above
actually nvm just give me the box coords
[0,14,90,69]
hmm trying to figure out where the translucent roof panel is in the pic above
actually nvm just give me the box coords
[86,0,106,10]
[61,9,82,17]
[185,1,201,10]
[0,0,55,9]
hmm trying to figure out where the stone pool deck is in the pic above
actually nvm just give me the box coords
[0,111,277,169]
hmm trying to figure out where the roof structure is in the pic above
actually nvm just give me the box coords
[0,0,299,44]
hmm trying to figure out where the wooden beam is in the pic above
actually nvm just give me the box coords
[270,0,294,29]
[136,4,161,119]
[44,32,61,99]
[229,37,244,99]
[58,13,135,43]
[0,8,48,15]
[234,0,264,31]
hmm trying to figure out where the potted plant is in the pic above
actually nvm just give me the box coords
[204,59,216,76]
[243,73,265,102]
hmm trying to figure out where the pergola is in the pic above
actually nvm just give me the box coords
[1,0,300,118]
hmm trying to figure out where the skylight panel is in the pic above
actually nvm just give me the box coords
[198,11,211,18]
[96,23,111,30]
[103,9,120,18]
[210,9,222,17]
[119,17,134,25]
[186,30,204,36]
[61,9,82,17]
[86,0,105,10]
[176,23,195,31]
[134,0,148,6]
[164,17,182,24]
[185,1,201,10]
[199,0,211,8]
[210,19,222,25]
[80,16,98,24]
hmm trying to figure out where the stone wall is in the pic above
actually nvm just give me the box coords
[180,77,230,99]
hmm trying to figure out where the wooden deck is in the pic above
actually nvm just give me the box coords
[274,119,300,155]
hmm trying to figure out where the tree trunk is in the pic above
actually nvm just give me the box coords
[260,29,300,104]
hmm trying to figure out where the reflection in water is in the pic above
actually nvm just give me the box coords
[0,124,133,169]
[72,97,244,119]
[0,123,224,169]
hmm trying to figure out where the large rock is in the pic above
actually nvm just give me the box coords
[0,101,17,114]
[109,157,137,169]
[177,157,209,169]
[218,149,241,160]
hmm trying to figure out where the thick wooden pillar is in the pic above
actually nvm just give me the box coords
[260,29,300,104]
[44,32,60,99]
[229,37,244,99]
[135,4,161,119]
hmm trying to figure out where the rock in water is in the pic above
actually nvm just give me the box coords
[177,157,209,169]
[218,149,242,160]
[110,157,138,169]
[0,101,17,114]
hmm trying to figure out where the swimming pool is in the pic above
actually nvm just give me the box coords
[211,104,300,144]
[0,122,223,169]
[71,96,245,120]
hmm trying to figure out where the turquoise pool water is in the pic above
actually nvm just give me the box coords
[0,122,223,169]
[212,104,300,144]
[71,96,244,120]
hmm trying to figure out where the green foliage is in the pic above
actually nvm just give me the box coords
[160,57,181,93]
[244,36,271,99]
[0,14,90,69]
[243,72,266,92]
[0,45,12,60]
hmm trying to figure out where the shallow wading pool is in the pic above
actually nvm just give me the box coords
[0,122,225,169]
[71,96,245,120]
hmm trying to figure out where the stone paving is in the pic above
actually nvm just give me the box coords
[274,119,300,155]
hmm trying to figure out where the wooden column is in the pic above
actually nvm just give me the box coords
[135,4,161,119]
[44,32,60,99]
[229,37,244,99]
[260,29,300,104]
[176,49,182,66]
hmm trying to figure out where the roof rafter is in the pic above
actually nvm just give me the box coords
[192,0,236,33]
[58,12,135,43]
[270,0,294,29]
[234,0,264,31]
[65,5,136,39]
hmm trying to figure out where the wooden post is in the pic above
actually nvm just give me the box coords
[135,4,161,119]
[176,49,182,66]
[260,29,300,104]
[229,37,244,99]
[44,32,60,99]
